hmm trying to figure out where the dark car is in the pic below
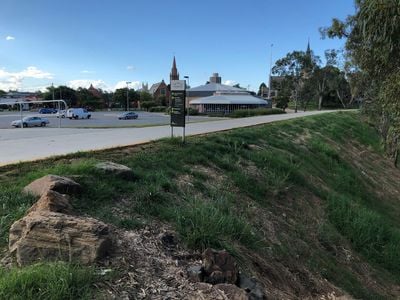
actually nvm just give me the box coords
[118,112,138,120]
[39,108,57,114]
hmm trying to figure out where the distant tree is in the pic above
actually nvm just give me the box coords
[0,90,6,96]
[141,101,156,111]
[273,50,318,112]
[113,88,139,110]
[76,88,104,109]
[43,85,78,107]
[140,91,153,102]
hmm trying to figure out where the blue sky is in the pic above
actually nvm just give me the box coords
[0,0,355,92]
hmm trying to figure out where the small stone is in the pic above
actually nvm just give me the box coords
[95,161,135,180]
[214,283,249,300]
[160,232,178,249]
[238,274,265,300]
[23,175,82,197]
[202,248,239,285]
[187,265,204,283]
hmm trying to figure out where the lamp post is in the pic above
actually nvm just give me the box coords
[268,43,273,99]
[126,81,131,111]
[184,75,189,121]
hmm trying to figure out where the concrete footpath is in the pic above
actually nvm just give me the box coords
[0,110,336,166]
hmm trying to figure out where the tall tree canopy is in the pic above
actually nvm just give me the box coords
[322,0,400,165]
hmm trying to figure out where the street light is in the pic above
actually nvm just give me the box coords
[126,81,131,111]
[184,75,189,121]
[268,43,273,99]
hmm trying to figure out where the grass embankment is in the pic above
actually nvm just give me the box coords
[0,263,98,300]
[1,112,400,298]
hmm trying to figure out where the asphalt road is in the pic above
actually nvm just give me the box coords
[0,110,339,166]
[0,111,223,129]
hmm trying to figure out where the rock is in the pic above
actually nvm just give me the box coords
[23,175,82,197]
[95,161,135,179]
[187,265,204,283]
[9,211,112,266]
[202,248,239,285]
[160,232,178,249]
[27,190,73,215]
[238,274,265,300]
[214,283,249,300]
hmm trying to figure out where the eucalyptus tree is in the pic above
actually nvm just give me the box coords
[322,0,400,165]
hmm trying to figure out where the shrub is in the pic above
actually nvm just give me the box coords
[230,108,286,118]
[149,106,167,112]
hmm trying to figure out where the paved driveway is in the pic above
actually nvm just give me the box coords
[0,110,338,166]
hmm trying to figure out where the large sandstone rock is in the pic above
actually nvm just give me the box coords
[27,190,73,215]
[95,161,135,179]
[9,211,112,266]
[202,248,239,285]
[23,175,82,197]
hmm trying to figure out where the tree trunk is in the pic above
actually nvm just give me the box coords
[318,95,323,110]
[336,90,346,108]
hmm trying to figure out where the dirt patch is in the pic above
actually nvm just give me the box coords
[96,222,266,299]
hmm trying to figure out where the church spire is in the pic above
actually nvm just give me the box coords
[306,38,311,57]
[170,56,179,81]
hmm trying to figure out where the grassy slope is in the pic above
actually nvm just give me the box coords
[1,112,400,298]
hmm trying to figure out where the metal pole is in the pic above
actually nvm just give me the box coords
[19,102,23,129]
[187,77,189,122]
[52,83,55,102]
[58,100,61,128]
[126,81,131,111]
[182,126,185,143]
[268,44,273,99]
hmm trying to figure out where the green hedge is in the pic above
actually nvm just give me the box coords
[149,106,167,112]
[229,108,286,118]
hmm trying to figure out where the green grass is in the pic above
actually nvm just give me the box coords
[1,111,399,298]
[0,262,98,300]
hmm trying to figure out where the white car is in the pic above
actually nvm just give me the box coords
[56,110,67,118]
[67,108,91,119]
[11,116,50,128]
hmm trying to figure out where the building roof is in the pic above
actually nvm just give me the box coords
[190,93,268,105]
[149,81,162,94]
[188,82,245,93]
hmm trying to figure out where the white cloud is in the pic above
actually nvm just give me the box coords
[80,70,95,74]
[67,79,110,91]
[0,66,53,91]
[126,65,135,71]
[114,80,141,90]
[5,36,15,41]
[223,80,236,86]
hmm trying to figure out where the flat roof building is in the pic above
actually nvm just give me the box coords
[190,91,271,114]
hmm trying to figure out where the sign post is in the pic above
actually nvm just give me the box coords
[170,80,186,142]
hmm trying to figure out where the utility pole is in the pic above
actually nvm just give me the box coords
[52,83,55,101]
[268,44,273,99]
[126,81,131,111]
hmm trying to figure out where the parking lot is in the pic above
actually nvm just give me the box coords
[0,111,223,129]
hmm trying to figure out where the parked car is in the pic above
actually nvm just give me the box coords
[56,110,67,118]
[39,108,57,114]
[118,112,138,120]
[66,108,91,119]
[11,116,50,128]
